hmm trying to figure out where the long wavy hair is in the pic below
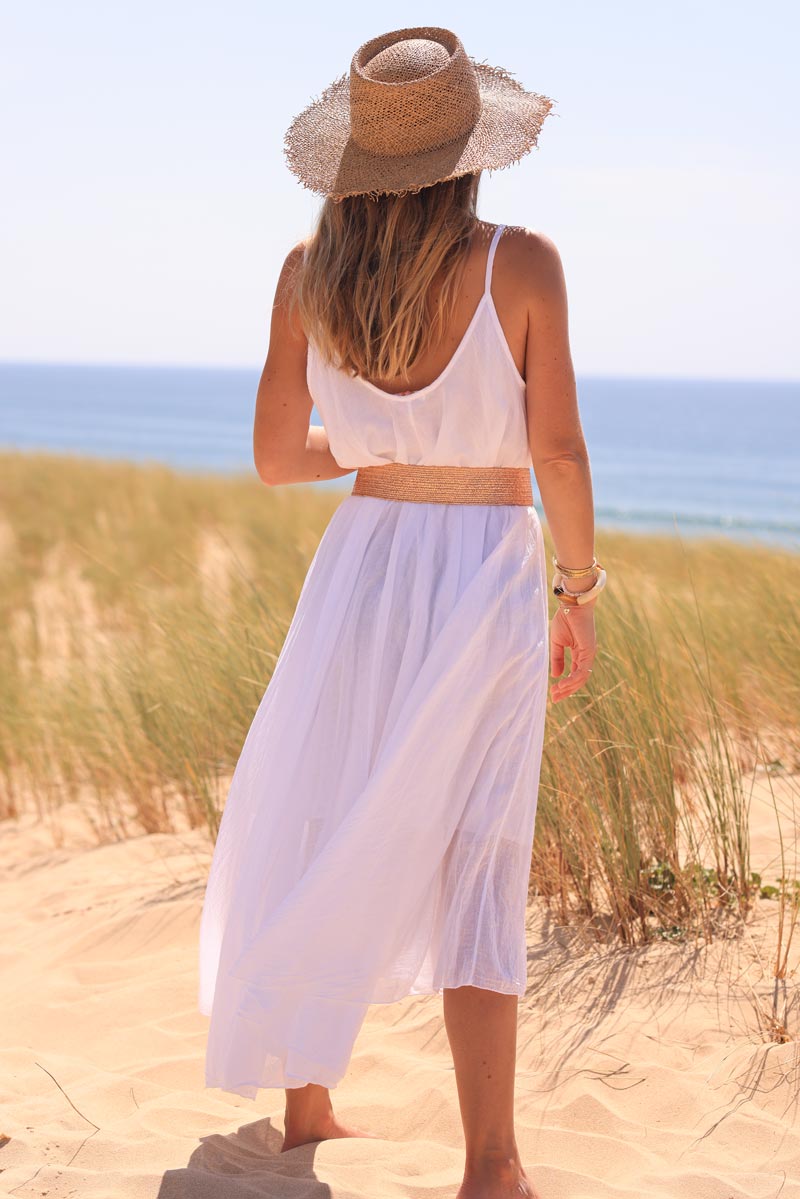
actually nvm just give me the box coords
[290,172,482,384]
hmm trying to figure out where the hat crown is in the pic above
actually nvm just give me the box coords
[366,38,450,84]
[349,27,482,157]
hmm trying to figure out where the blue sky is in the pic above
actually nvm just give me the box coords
[2,0,798,379]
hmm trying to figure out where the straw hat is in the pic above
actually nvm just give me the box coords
[283,26,555,201]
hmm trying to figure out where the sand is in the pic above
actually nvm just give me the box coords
[1,768,798,1199]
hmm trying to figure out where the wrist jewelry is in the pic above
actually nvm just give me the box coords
[552,554,597,578]
[552,562,606,609]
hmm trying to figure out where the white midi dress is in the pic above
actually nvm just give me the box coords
[198,223,550,1098]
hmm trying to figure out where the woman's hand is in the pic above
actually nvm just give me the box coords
[549,603,597,703]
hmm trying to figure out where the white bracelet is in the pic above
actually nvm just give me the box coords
[560,576,595,597]
[553,567,607,606]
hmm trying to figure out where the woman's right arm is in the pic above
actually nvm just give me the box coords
[521,230,598,701]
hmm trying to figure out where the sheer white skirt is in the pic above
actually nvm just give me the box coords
[198,494,549,1098]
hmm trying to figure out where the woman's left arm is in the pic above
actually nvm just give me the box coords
[253,241,354,485]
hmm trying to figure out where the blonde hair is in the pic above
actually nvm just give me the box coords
[290,172,482,384]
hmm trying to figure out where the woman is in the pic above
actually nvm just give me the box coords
[198,25,604,1198]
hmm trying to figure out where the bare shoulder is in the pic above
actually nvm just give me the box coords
[267,238,311,349]
[288,236,310,264]
[500,224,563,265]
[274,238,309,301]
[500,225,567,298]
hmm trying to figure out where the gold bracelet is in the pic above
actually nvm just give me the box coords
[552,553,597,578]
[552,564,606,607]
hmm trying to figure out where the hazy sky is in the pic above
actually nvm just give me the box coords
[3,0,798,379]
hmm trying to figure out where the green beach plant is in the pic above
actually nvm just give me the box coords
[0,450,797,969]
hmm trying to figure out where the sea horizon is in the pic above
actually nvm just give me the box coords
[2,360,798,552]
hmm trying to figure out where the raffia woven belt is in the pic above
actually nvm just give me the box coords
[351,463,533,506]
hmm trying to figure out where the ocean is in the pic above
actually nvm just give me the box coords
[1,362,797,551]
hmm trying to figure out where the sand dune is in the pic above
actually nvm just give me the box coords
[1,774,798,1198]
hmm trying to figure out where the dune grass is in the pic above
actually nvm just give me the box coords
[1,449,798,982]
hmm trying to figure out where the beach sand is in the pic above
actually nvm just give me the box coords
[1,769,798,1199]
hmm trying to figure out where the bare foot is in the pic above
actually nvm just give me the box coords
[281,1110,383,1152]
[455,1155,542,1199]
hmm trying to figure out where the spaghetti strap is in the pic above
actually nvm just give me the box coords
[484,224,507,294]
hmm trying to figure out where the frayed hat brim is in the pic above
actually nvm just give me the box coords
[284,57,555,201]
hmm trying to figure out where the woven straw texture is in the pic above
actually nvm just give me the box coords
[284,26,555,200]
[352,463,534,506]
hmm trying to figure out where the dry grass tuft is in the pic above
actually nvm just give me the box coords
[1,449,798,997]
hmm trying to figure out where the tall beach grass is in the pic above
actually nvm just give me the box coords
[1,449,797,1001]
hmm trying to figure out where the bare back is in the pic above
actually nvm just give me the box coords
[362,219,529,396]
